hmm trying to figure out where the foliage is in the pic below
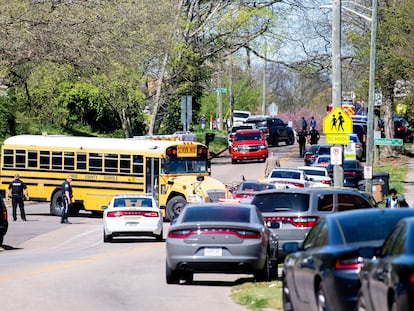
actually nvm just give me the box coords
[231,281,283,311]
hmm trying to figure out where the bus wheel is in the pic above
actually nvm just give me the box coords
[166,196,187,221]
[50,191,64,216]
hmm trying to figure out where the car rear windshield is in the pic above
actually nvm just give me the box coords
[182,206,251,223]
[234,112,250,119]
[113,197,152,207]
[302,169,325,177]
[241,182,275,191]
[252,193,310,213]
[270,171,301,179]
[246,120,267,127]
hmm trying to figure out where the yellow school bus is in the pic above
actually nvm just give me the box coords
[0,134,229,220]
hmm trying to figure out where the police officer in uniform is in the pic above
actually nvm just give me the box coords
[7,173,29,221]
[61,175,73,224]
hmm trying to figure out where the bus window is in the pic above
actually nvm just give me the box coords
[16,149,26,168]
[28,151,38,168]
[40,151,50,169]
[133,155,144,175]
[52,151,62,170]
[3,149,14,168]
[64,152,75,171]
[89,153,103,172]
[120,154,131,174]
[77,153,87,170]
[105,153,118,173]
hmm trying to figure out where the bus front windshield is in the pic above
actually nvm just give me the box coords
[163,158,208,174]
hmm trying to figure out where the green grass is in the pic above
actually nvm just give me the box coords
[231,281,283,311]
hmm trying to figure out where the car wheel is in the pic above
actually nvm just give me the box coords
[155,229,164,241]
[166,262,180,284]
[282,274,294,311]
[288,133,295,145]
[0,234,4,246]
[50,191,64,216]
[166,195,187,221]
[316,283,330,311]
[273,136,279,147]
[103,230,112,243]
[254,253,270,281]
[356,290,367,311]
[182,271,194,283]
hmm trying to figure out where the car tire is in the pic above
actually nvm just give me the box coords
[356,290,367,311]
[155,229,163,241]
[166,195,187,221]
[50,191,64,216]
[288,133,295,145]
[103,230,112,243]
[316,283,330,311]
[282,274,294,311]
[0,234,4,246]
[254,253,270,281]
[166,262,180,284]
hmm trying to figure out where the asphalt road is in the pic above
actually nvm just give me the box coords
[0,141,305,311]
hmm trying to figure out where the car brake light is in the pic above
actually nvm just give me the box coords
[265,216,319,228]
[410,273,414,283]
[2,207,7,221]
[106,211,159,217]
[322,180,331,185]
[168,228,261,239]
[335,257,364,270]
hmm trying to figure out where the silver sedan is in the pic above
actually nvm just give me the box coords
[165,203,278,284]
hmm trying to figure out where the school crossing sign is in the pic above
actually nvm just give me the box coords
[323,107,353,145]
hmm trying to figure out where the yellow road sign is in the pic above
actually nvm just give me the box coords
[326,134,350,145]
[323,107,353,134]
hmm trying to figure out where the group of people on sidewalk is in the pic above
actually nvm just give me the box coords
[297,116,321,158]
[5,174,74,224]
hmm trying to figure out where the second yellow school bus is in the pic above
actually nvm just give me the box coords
[0,134,229,220]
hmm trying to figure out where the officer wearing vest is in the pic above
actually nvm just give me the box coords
[7,173,29,221]
[61,175,73,224]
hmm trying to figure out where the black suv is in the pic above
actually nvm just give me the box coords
[245,115,295,146]
[353,121,367,160]
[250,188,375,261]
[0,196,8,246]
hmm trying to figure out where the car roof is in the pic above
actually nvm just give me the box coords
[112,194,154,199]
[321,207,414,222]
[298,166,327,172]
[235,129,263,134]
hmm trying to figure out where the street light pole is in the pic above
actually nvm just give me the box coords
[332,0,344,187]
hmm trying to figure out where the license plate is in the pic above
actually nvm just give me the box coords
[125,222,139,227]
[204,248,222,256]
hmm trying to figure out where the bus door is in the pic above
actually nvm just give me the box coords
[146,158,160,202]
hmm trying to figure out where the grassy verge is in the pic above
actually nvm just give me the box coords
[231,281,283,311]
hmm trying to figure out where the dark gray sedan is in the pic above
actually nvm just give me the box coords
[165,203,278,284]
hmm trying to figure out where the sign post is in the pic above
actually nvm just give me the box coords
[181,95,192,132]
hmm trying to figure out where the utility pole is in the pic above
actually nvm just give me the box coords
[332,0,344,187]
[262,40,267,115]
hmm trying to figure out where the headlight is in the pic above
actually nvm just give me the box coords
[259,145,266,150]
[233,146,239,151]
[187,195,205,204]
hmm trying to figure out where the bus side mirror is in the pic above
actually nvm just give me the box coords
[205,133,215,147]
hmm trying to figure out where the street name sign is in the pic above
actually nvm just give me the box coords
[374,138,403,146]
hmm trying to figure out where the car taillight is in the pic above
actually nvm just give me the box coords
[168,228,261,239]
[106,211,159,217]
[335,257,364,270]
[410,273,414,283]
[322,180,331,185]
[265,216,318,228]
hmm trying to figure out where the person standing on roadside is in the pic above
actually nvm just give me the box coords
[61,175,73,224]
[7,173,29,221]
[308,127,320,145]
[297,128,308,157]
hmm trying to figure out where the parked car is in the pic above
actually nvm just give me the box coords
[165,202,278,284]
[303,144,320,166]
[297,166,331,187]
[311,155,331,168]
[0,196,8,246]
[244,115,295,147]
[102,194,163,242]
[250,187,375,261]
[347,133,363,161]
[266,168,312,188]
[282,208,414,311]
[230,129,268,164]
[394,116,413,143]
[228,124,256,147]
[327,159,364,188]
[232,180,276,201]
[358,216,414,311]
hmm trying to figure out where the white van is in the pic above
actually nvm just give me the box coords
[232,110,251,126]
